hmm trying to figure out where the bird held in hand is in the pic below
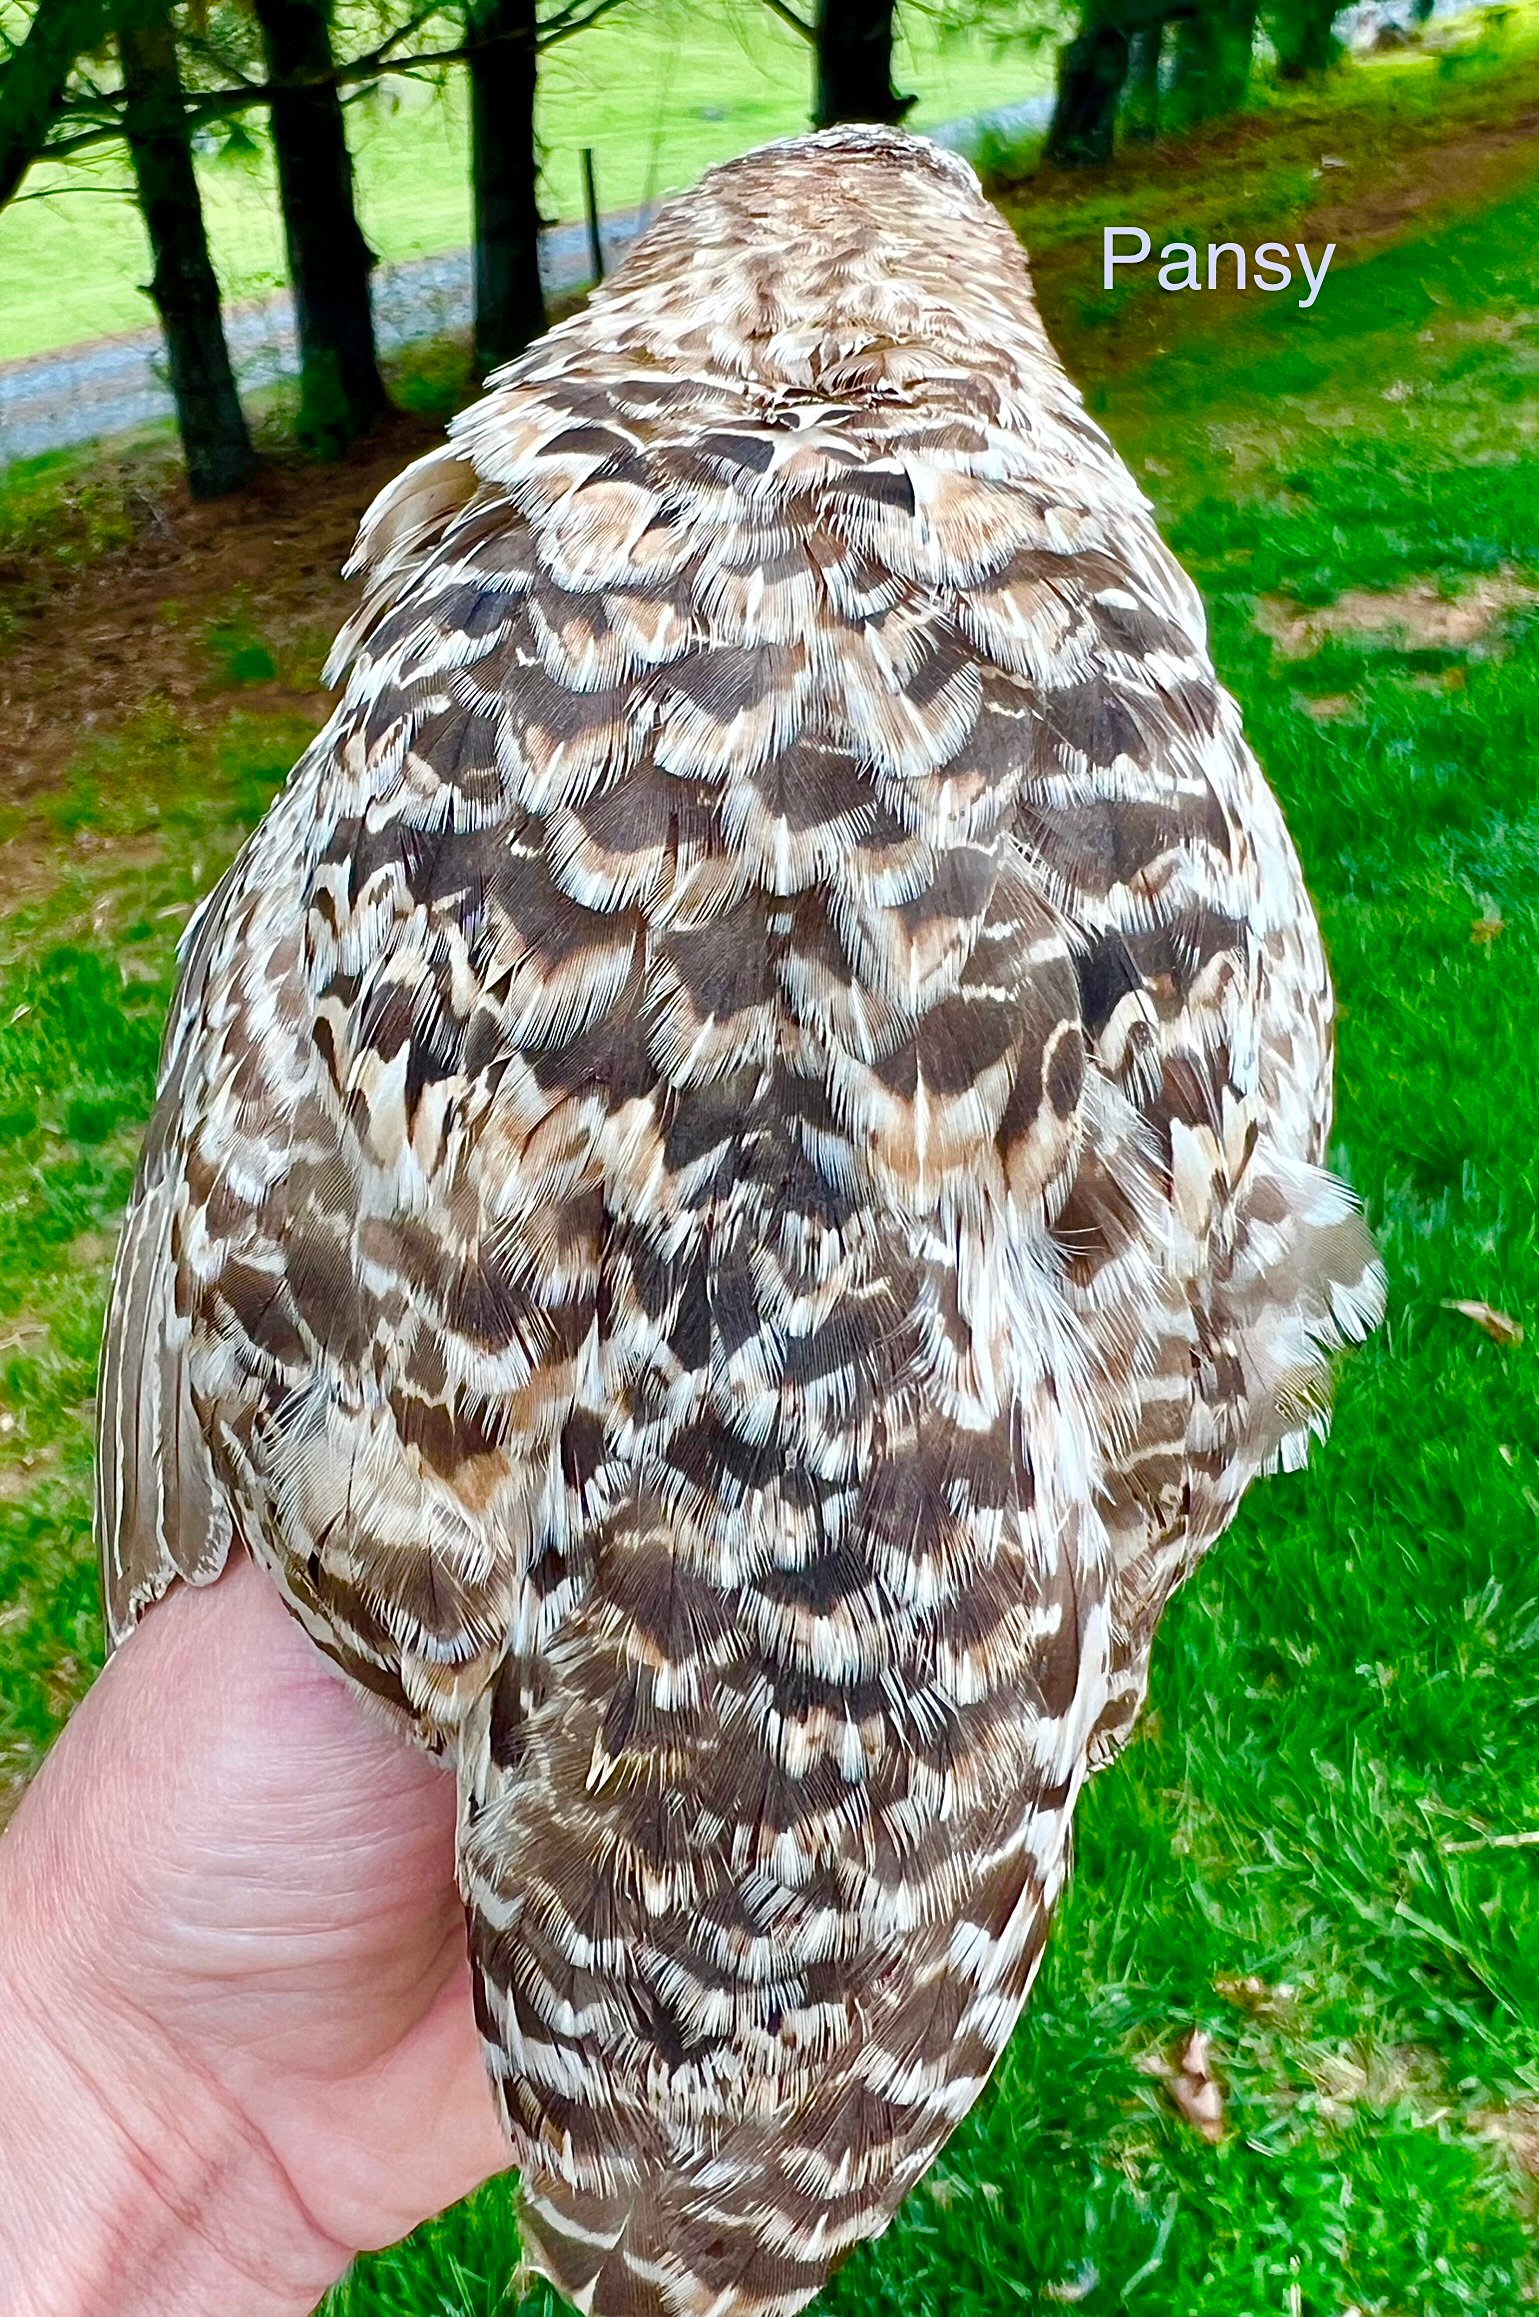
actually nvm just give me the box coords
[97,125,1383,2317]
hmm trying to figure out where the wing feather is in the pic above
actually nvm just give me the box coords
[97,874,237,1646]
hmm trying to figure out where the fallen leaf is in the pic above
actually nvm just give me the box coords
[1443,1299,1524,1346]
[1165,2026,1226,2142]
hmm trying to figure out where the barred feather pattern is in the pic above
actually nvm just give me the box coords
[96,127,1383,2317]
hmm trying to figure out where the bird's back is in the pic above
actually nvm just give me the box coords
[97,128,1381,2317]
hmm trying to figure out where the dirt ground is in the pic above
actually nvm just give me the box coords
[1302,96,1539,249]
[0,411,442,799]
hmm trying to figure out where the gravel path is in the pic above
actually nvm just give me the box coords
[0,97,1050,467]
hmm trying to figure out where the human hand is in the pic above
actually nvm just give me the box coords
[0,1554,511,2317]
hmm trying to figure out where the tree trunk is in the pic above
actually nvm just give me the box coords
[1045,18,1131,166]
[1122,17,1164,141]
[466,0,546,377]
[813,0,914,129]
[1272,0,1340,77]
[1168,0,1257,122]
[251,0,384,454]
[119,14,254,499]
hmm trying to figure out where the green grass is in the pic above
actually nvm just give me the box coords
[0,0,1049,363]
[3,26,1539,2317]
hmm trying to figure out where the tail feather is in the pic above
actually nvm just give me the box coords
[460,1660,1075,2317]
[518,2176,835,2317]
[510,2087,968,2317]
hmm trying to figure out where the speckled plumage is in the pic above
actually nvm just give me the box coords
[97,127,1383,2317]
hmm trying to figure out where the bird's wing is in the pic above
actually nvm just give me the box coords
[1014,633,1385,1771]
[97,866,238,1643]
[95,436,558,1721]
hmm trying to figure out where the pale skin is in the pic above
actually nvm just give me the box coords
[0,1556,512,2317]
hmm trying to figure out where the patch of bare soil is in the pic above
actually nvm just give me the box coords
[0,411,442,800]
[1256,572,1539,657]
[1297,693,1361,720]
[1304,100,1539,249]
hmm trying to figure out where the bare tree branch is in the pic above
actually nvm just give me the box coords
[540,0,632,46]
[10,174,134,198]
[754,0,816,39]
[0,0,164,208]
[37,22,516,154]
[18,0,636,180]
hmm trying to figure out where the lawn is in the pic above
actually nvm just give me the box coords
[0,0,1050,363]
[2,19,1539,2316]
